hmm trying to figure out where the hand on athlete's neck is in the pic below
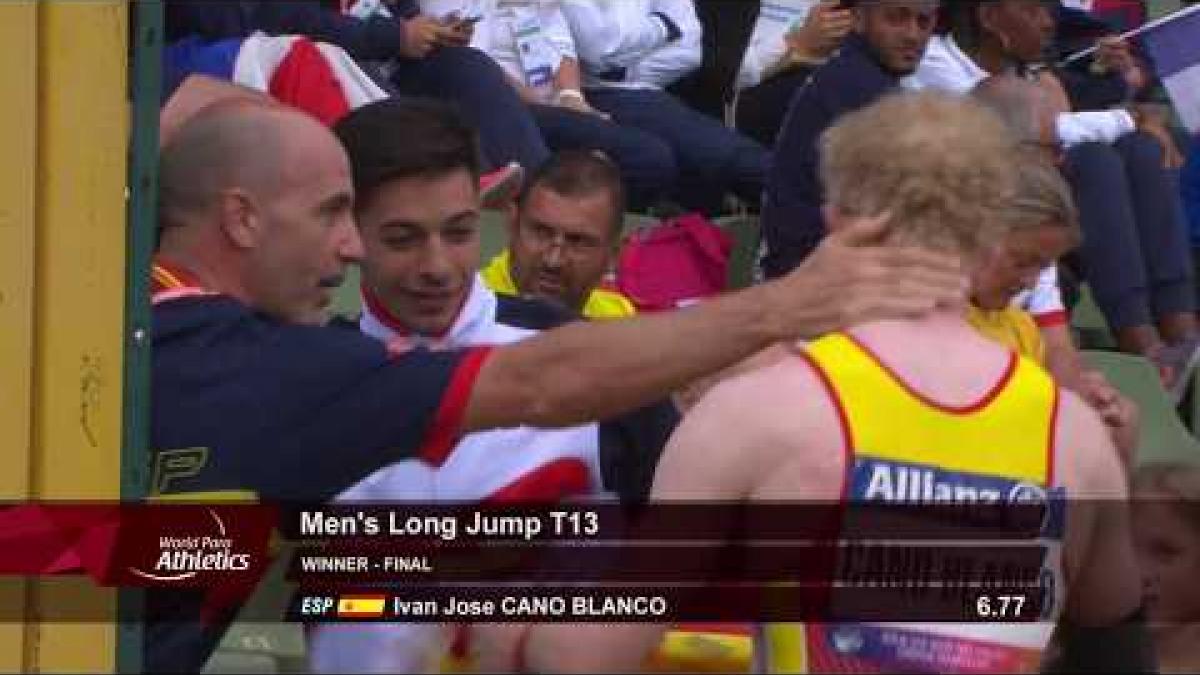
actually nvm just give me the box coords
[826,209,968,308]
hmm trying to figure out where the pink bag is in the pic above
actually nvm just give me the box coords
[616,213,732,312]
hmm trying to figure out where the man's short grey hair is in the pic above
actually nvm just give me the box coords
[159,100,286,229]
[970,75,1045,144]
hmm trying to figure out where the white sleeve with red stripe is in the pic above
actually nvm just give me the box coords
[416,347,494,467]
[1015,265,1068,328]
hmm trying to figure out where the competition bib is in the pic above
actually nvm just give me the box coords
[804,456,1067,673]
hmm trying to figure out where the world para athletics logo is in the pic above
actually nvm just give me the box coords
[114,504,275,587]
[127,508,252,582]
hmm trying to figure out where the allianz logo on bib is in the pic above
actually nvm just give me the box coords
[851,458,1047,504]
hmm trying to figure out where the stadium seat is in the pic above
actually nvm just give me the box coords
[331,264,362,319]
[478,207,509,262]
[1071,284,1115,351]
[203,552,308,674]
[203,652,281,674]
[1188,372,1200,436]
[1083,350,1200,467]
[622,212,662,240]
[714,214,760,290]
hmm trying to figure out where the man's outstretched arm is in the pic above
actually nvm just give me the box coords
[463,215,966,433]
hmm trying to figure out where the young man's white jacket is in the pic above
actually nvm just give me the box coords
[308,275,676,672]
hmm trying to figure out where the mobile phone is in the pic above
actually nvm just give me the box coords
[456,15,482,27]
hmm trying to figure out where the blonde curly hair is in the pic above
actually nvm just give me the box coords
[819,91,1021,256]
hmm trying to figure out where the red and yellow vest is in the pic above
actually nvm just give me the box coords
[759,332,1065,674]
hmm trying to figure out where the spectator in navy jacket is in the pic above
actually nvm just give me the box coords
[761,0,938,279]
[165,0,550,172]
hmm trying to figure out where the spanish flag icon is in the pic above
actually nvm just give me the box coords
[336,594,387,619]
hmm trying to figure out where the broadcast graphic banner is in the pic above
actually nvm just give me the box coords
[0,502,1064,623]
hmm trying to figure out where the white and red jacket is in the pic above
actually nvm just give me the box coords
[309,276,677,673]
[343,275,607,502]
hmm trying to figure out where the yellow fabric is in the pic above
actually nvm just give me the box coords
[967,305,1047,366]
[481,250,637,320]
[763,624,806,674]
[147,490,258,502]
[440,630,755,674]
[760,332,1058,674]
[645,629,754,673]
[805,333,1055,482]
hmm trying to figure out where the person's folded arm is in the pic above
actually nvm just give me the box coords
[561,0,677,71]
[628,11,703,88]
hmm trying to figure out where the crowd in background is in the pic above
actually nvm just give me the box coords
[153,1,1200,672]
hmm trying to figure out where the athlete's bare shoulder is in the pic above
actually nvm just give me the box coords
[1053,387,1127,499]
[1050,387,1142,626]
[651,346,847,502]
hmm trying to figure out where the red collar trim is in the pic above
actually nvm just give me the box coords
[151,257,218,305]
[361,282,413,337]
[360,282,470,341]
[842,332,1018,415]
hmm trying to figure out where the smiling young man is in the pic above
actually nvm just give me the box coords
[331,98,675,508]
[308,99,677,671]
